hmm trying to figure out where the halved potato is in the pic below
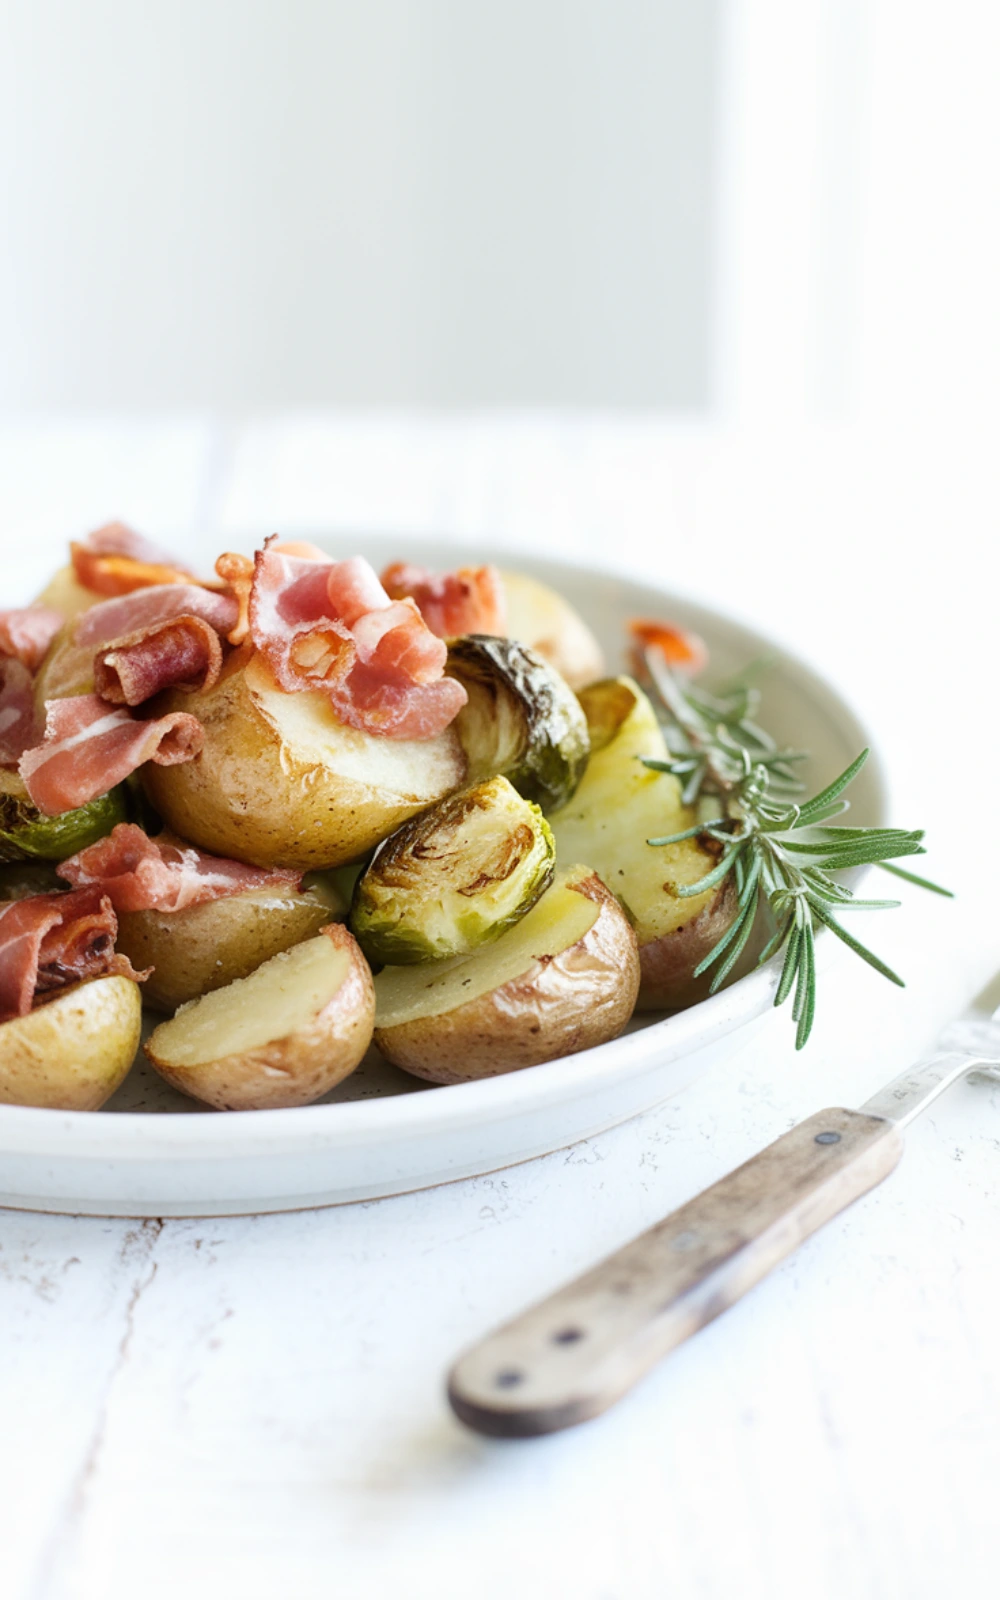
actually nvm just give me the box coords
[0,976,142,1110]
[116,875,345,1013]
[32,564,100,622]
[145,923,375,1109]
[548,677,737,1010]
[501,570,605,690]
[350,776,555,966]
[142,651,467,869]
[373,864,638,1084]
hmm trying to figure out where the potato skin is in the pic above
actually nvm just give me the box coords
[0,976,141,1110]
[375,872,638,1084]
[636,874,739,1011]
[142,652,466,870]
[116,884,340,1013]
[145,924,375,1111]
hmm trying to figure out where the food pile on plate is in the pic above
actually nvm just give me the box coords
[0,526,733,1113]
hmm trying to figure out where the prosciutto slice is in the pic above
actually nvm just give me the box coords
[71,523,203,597]
[19,696,203,816]
[93,617,224,705]
[0,660,39,767]
[247,542,466,739]
[0,606,64,673]
[74,584,238,651]
[53,585,238,707]
[59,824,301,914]
[0,886,144,1024]
[380,561,506,638]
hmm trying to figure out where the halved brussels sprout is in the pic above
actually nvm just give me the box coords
[349,775,555,966]
[446,636,590,813]
[0,771,129,862]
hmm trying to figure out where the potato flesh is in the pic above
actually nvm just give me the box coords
[549,680,717,944]
[248,655,463,798]
[374,867,598,1027]
[151,935,351,1066]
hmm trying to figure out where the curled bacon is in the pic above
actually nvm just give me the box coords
[19,696,203,816]
[43,585,238,708]
[248,543,465,739]
[71,523,205,597]
[0,660,39,767]
[381,561,506,638]
[59,823,302,914]
[0,607,64,673]
[94,617,224,705]
[0,886,145,1024]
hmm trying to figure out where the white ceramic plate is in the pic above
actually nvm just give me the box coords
[0,543,885,1216]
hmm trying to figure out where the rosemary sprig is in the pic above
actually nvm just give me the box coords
[641,650,950,1049]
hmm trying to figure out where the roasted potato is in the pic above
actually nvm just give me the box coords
[500,570,605,690]
[350,776,554,966]
[142,651,467,870]
[446,636,590,813]
[0,976,142,1110]
[373,864,638,1083]
[0,768,128,863]
[116,875,345,1013]
[145,922,375,1110]
[548,677,738,1010]
[32,564,100,623]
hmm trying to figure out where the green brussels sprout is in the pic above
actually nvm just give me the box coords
[446,636,590,814]
[349,775,555,966]
[0,770,129,862]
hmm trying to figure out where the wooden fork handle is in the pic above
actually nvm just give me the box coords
[447,1107,904,1437]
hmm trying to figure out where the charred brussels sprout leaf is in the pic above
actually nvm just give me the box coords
[0,771,129,862]
[446,636,590,813]
[349,776,555,965]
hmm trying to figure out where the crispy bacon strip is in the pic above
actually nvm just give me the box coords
[0,660,39,767]
[94,617,224,705]
[19,696,203,816]
[0,607,64,673]
[381,561,506,638]
[0,886,145,1024]
[59,823,302,914]
[71,523,206,597]
[248,542,465,739]
[627,618,709,677]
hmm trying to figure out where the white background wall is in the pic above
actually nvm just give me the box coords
[0,0,719,413]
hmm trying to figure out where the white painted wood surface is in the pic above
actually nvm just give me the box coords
[0,416,997,1599]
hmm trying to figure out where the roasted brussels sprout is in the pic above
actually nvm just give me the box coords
[349,775,555,966]
[446,636,590,813]
[0,771,128,862]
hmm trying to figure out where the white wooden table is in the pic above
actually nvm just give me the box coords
[1,416,997,1600]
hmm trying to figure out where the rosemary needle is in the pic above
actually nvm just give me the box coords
[641,650,950,1049]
